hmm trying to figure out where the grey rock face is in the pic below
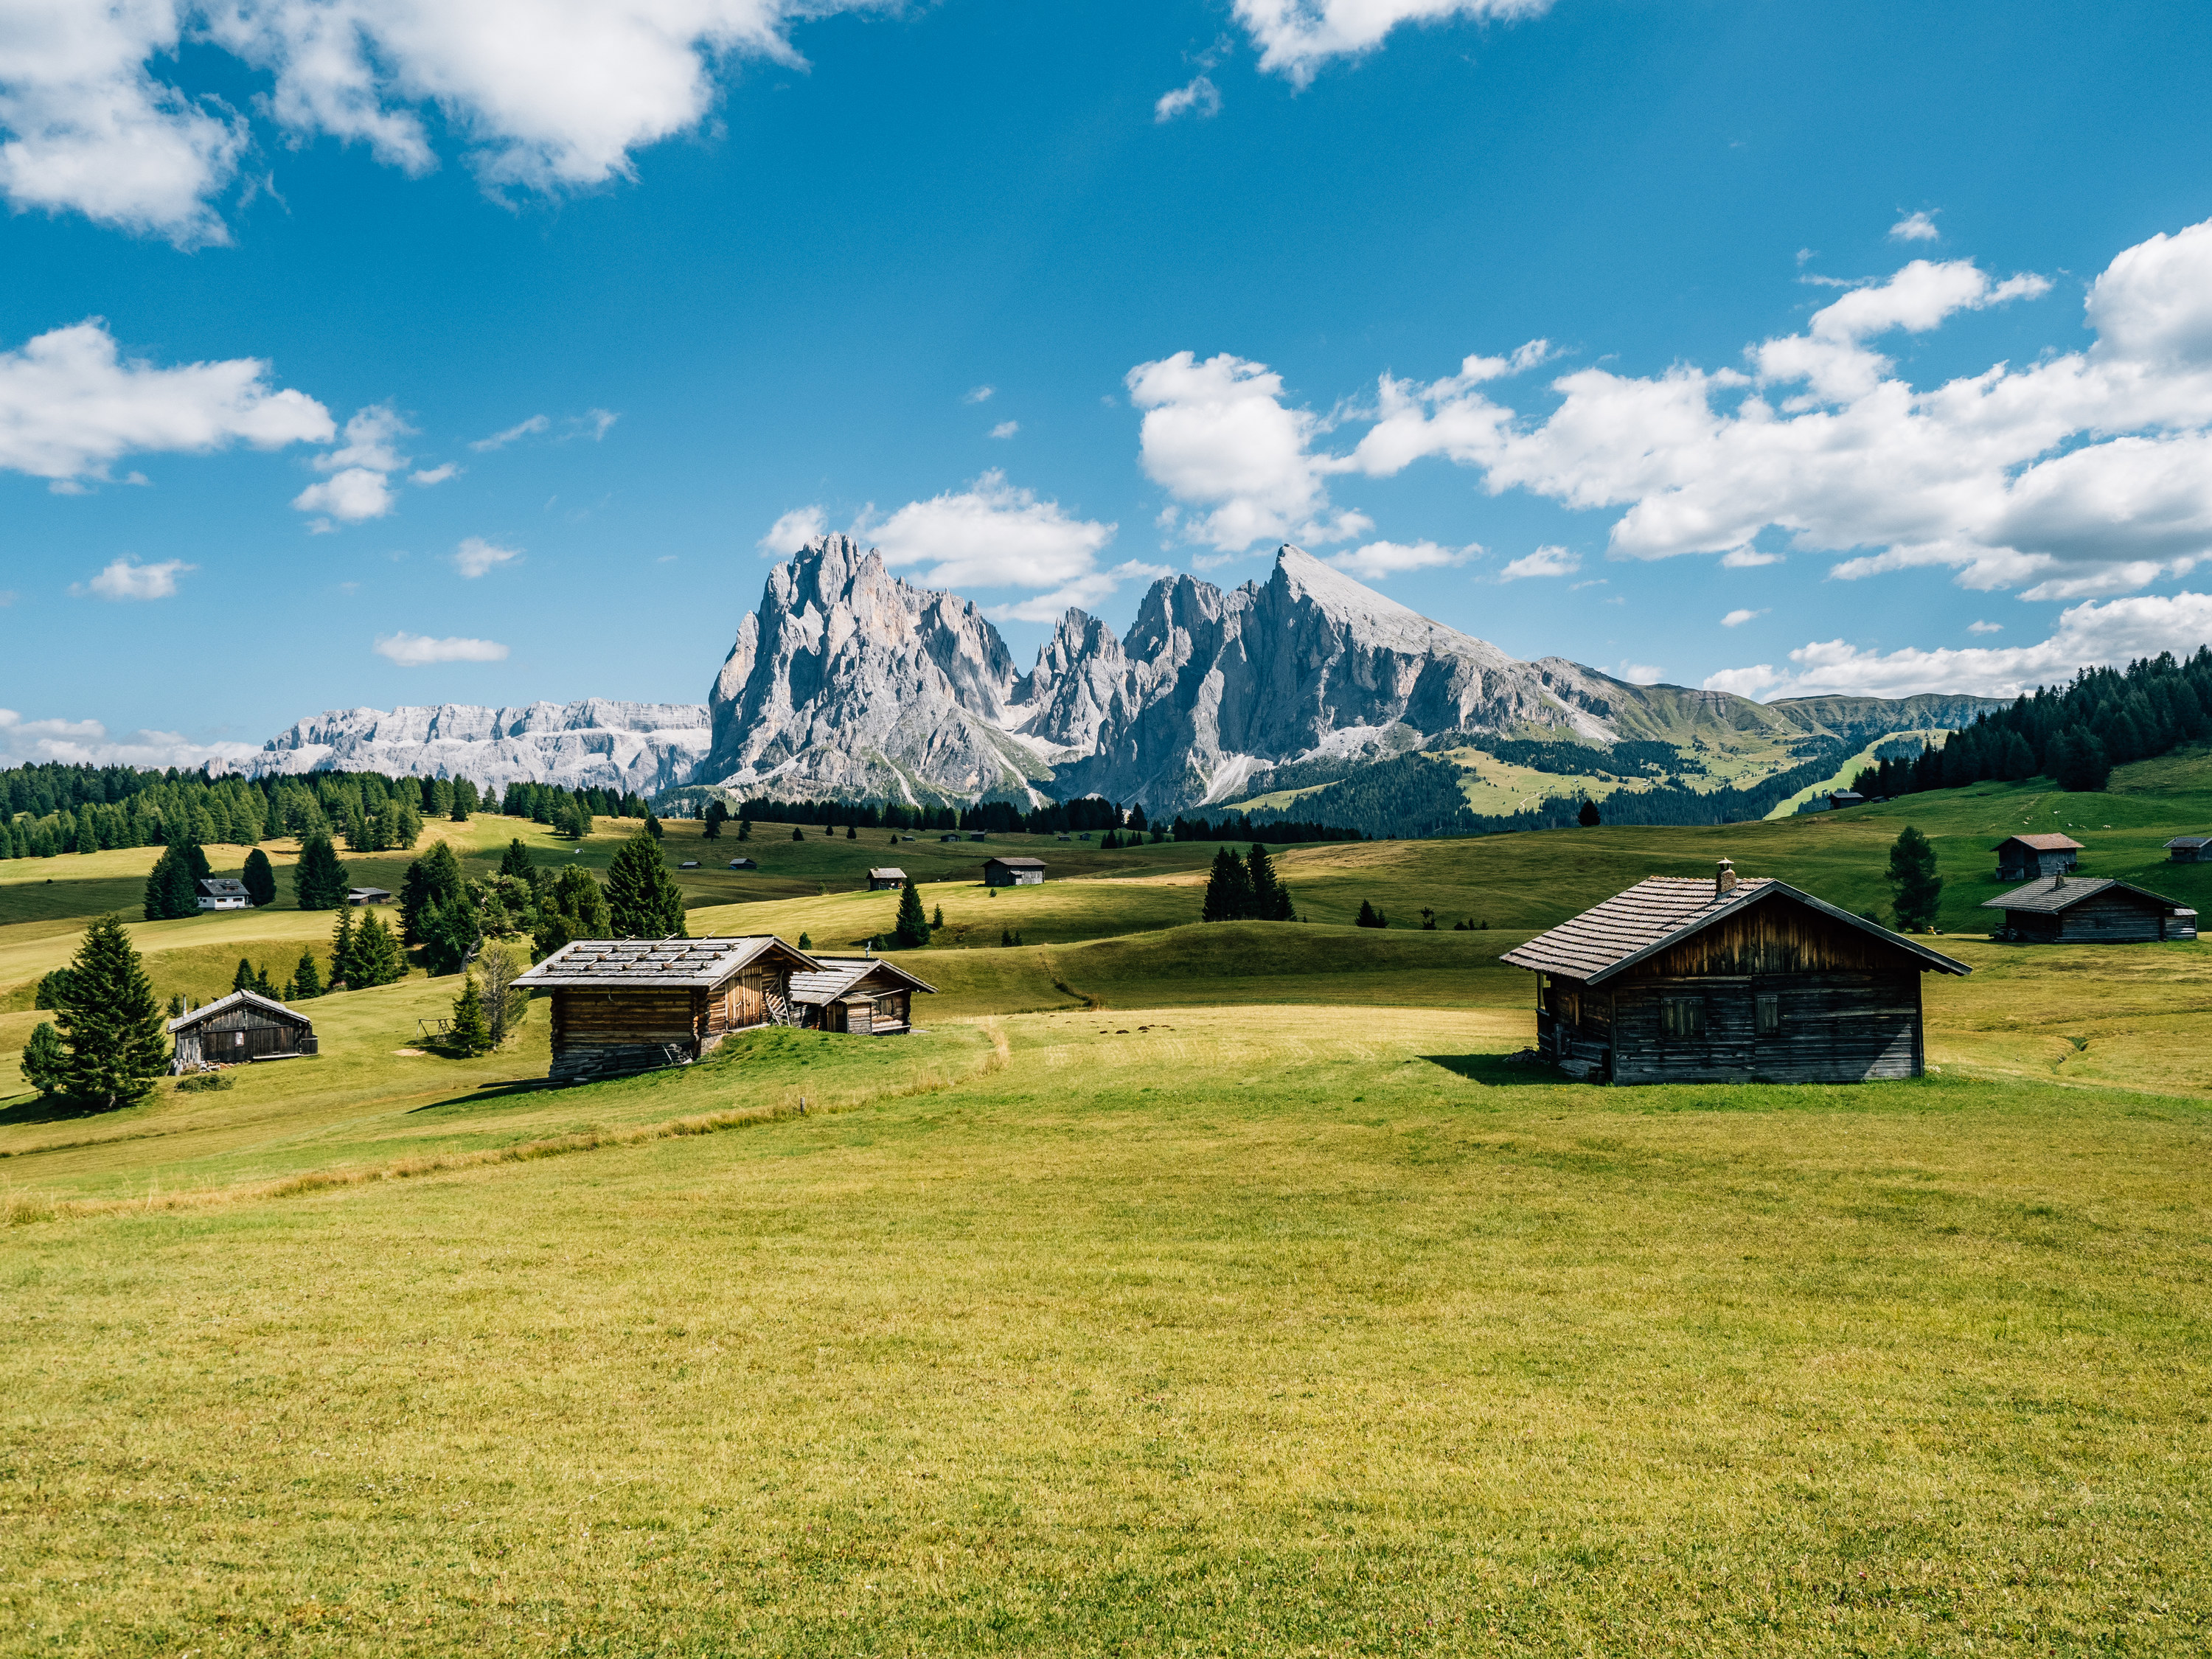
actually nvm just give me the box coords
[246,700,710,794]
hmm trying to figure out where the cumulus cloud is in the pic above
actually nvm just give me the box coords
[0,707,257,769]
[0,318,331,483]
[1155,74,1221,122]
[758,504,827,555]
[1613,662,1663,686]
[1702,590,2212,700]
[990,420,1020,439]
[291,466,394,524]
[374,631,509,667]
[317,402,411,473]
[1890,211,1940,242]
[1326,538,1473,580]
[1498,545,1579,580]
[411,462,459,486]
[1127,350,1369,552]
[0,1,900,242]
[1719,607,1767,627]
[863,470,1117,594]
[471,414,550,452]
[1967,619,2003,634]
[987,560,1177,624]
[452,536,521,577]
[1233,0,1555,85]
[76,556,195,600]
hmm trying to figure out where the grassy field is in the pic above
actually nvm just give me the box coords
[2,754,2209,1653]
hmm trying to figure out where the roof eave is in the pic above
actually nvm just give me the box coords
[1582,881,1970,983]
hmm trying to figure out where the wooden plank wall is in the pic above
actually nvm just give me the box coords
[1610,972,1921,1085]
[552,989,698,1048]
[1644,906,1916,979]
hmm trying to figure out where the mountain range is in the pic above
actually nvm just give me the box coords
[247,536,2001,822]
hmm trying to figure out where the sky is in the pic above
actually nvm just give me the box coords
[6,0,2212,768]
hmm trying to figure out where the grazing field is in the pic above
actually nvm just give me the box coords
[1,751,2209,1653]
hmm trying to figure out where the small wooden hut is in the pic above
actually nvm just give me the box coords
[984,856,1046,887]
[2163,835,2211,864]
[1500,859,1970,1085]
[1982,876,2197,943]
[167,990,318,1072]
[787,956,937,1034]
[1993,834,2081,880]
[867,866,907,891]
[512,935,821,1084]
[348,886,393,906]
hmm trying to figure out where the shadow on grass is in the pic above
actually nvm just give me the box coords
[1419,1053,1573,1087]
[406,1077,561,1114]
[0,1092,131,1127]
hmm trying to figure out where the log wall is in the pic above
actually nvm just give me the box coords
[2006,891,2180,944]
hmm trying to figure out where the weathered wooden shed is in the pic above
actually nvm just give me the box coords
[1500,860,1970,1085]
[2164,835,2211,864]
[167,990,318,1072]
[1981,875,2198,943]
[984,856,1046,887]
[512,935,821,1084]
[867,866,907,891]
[1993,834,2082,880]
[348,886,394,906]
[787,956,937,1034]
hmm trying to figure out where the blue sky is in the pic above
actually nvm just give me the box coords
[6,0,2212,765]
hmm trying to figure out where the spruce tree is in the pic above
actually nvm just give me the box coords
[241,847,276,907]
[293,833,352,910]
[2051,726,2112,792]
[21,1021,67,1096]
[534,865,613,956]
[418,898,479,975]
[738,816,752,841]
[351,912,406,987]
[74,815,97,855]
[144,846,198,919]
[232,956,258,994]
[448,975,492,1056]
[1578,799,1601,827]
[606,829,686,938]
[1245,844,1293,920]
[400,842,467,944]
[799,932,813,950]
[891,877,931,949]
[1355,900,1388,928]
[289,949,323,1001]
[644,812,664,841]
[55,914,168,1110]
[498,838,535,882]
[1201,847,1254,922]
[329,907,357,990]
[1885,826,1944,931]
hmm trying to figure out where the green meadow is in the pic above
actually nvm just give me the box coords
[2,754,2210,1654]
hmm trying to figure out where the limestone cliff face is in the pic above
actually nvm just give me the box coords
[248,700,710,793]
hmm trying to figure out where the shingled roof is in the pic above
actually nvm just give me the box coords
[166,988,311,1032]
[1994,833,2084,852]
[1500,873,1970,984]
[513,936,817,990]
[1980,874,2191,915]
[787,956,939,1006]
[2166,836,2211,851]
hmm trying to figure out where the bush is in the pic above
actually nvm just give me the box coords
[175,1071,234,1093]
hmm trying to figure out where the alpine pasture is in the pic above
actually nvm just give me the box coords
[4,757,2211,1655]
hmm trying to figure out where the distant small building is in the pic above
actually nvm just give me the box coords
[939,833,961,844]
[1993,834,2082,881]
[1826,790,1863,810]
[1500,859,1970,1085]
[2164,835,2211,864]
[196,877,251,911]
[1983,876,2197,944]
[787,956,937,1035]
[167,990,317,1072]
[984,856,1046,887]
[348,886,393,906]
[867,866,907,891]
[678,860,699,869]
[726,858,757,870]
[512,934,821,1084]
[967,832,988,843]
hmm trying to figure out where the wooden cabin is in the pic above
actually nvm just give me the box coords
[787,956,937,1034]
[1993,834,2081,880]
[2164,835,2211,864]
[167,990,318,1072]
[347,886,393,906]
[867,866,907,891]
[726,857,757,869]
[1500,858,1970,1085]
[512,935,821,1085]
[1982,875,2197,943]
[196,877,251,911]
[984,856,1046,887]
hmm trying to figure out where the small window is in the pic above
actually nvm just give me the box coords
[1661,997,1705,1039]
[1756,993,1780,1037]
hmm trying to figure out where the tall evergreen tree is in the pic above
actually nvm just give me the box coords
[1245,843,1293,920]
[293,833,352,910]
[1578,799,1601,827]
[534,864,613,956]
[240,846,276,906]
[644,811,664,841]
[232,956,258,994]
[350,912,407,987]
[448,975,492,1056]
[2050,726,2112,792]
[289,948,323,1001]
[703,800,728,840]
[1354,900,1388,928]
[498,838,535,882]
[891,877,931,948]
[400,842,467,944]
[143,845,201,919]
[606,829,686,937]
[73,814,97,855]
[1201,847,1254,922]
[20,1020,66,1097]
[329,907,358,990]
[55,914,168,1110]
[1886,827,1944,931]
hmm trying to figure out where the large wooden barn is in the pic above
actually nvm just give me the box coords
[1982,875,2198,943]
[512,935,821,1084]
[167,990,318,1072]
[787,956,936,1034]
[1993,834,2081,880]
[1500,860,1970,1085]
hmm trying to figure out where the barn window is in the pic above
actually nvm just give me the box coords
[1660,997,1705,1039]
[1756,993,1780,1037]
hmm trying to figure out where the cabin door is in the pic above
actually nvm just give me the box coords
[1750,983,1782,1074]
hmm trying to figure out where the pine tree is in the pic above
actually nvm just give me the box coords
[1578,799,1601,827]
[932,905,945,928]
[400,842,467,944]
[329,906,357,990]
[350,912,406,987]
[703,801,727,840]
[2051,726,2112,792]
[644,812,664,841]
[534,865,613,956]
[1886,826,1944,931]
[34,969,78,1010]
[1355,899,1388,928]
[606,828,686,938]
[232,956,258,994]
[142,846,201,919]
[738,817,753,842]
[21,1021,67,1096]
[74,814,97,855]
[293,833,352,910]
[498,838,535,882]
[1000,927,1014,947]
[1245,844,1293,920]
[418,897,479,975]
[289,949,323,1001]
[241,846,276,906]
[448,975,492,1056]
[55,914,168,1110]
[790,827,803,841]
[1201,847,1255,922]
[891,877,931,949]
[798,931,813,950]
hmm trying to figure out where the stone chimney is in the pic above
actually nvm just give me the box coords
[1716,858,1739,897]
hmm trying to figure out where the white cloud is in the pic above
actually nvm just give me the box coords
[452,536,522,577]
[990,420,1020,439]
[1702,590,2212,700]
[76,555,195,600]
[1498,544,1579,580]
[1155,74,1222,122]
[1613,662,1663,686]
[963,385,995,404]
[1967,619,2003,634]
[1233,0,1555,85]
[374,631,509,667]
[1721,548,1782,568]
[0,318,331,482]
[0,707,257,769]
[471,414,549,451]
[985,560,1177,623]
[1719,607,1766,627]
[411,462,459,486]
[1890,211,1940,243]
[316,402,411,472]
[1325,538,1474,580]
[291,466,394,523]
[1126,350,1369,552]
[759,504,827,555]
[863,470,1117,593]
[573,408,619,441]
[1,1,900,242]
